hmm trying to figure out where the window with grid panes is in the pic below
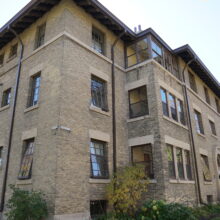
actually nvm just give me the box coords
[90,140,109,179]
[91,76,108,111]
[27,73,41,107]
[92,27,105,54]
[1,88,11,107]
[204,87,210,104]
[209,120,217,136]
[167,145,176,179]
[194,110,204,134]
[151,40,163,65]
[201,155,212,182]
[9,43,17,58]
[160,88,169,117]
[177,99,185,125]
[35,23,46,49]
[184,150,193,180]
[169,93,178,121]
[176,148,184,179]
[189,72,197,93]
[18,139,35,180]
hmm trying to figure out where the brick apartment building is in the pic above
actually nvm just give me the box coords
[0,0,220,219]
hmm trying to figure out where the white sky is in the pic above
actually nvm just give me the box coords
[0,0,220,82]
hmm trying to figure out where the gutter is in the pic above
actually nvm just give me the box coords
[0,26,24,213]
[111,30,126,175]
[181,58,205,205]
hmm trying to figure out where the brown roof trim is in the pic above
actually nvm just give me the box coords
[174,45,220,97]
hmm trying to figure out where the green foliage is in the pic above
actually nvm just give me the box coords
[139,200,196,220]
[106,165,148,217]
[6,185,48,220]
[192,204,220,219]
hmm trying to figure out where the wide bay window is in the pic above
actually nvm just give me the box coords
[132,144,154,179]
[91,76,108,111]
[201,155,212,182]
[90,140,109,179]
[129,86,148,118]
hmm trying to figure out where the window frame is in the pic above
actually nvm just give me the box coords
[27,73,41,108]
[90,139,109,179]
[200,154,212,182]
[92,27,105,55]
[167,145,176,179]
[0,146,3,168]
[18,139,35,180]
[9,43,18,59]
[204,86,210,105]
[160,87,169,117]
[194,110,204,135]
[215,98,220,114]
[177,99,185,125]
[176,147,185,180]
[209,120,217,136]
[128,86,149,118]
[168,93,178,121]
[34,23,46,49]
[1,88,11,107]
[90,200,107,219]
[188,72,197,93]
[184,150,193,180]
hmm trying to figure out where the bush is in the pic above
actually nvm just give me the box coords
[106,165,148,217]
[192,204,220,219]
[6,185,48,220]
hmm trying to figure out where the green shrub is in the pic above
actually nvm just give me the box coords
[6,185,48,220]
[192,204,220,219]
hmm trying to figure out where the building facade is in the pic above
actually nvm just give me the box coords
[0,0,220,219]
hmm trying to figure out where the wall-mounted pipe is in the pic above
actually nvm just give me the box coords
[0,26,24,214]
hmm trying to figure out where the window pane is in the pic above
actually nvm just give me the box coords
[132,144,154,179]
[176,148,184,179]
[18,140,34,180]
[189,72,197,92]
[215,98,220,113]
[167,145,176,179]
[1,88,11,107]
[9,44,17,58]
[177,99,185,125]
[90,140,108,179]
[129,86,148,118]
[90,200,107,219]
[185,150,193,180]
[169,94,177,121]
[92,28,104,54]
[194,110,204,134]
[201,155,212,182]
[28,73,41,107]
[160,88,169,117]
[209,120,217,136]
[35,23,46,49]
[204,87,210,104]
[0,147,3,167]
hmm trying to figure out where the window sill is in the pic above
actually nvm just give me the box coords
[24,104,39,113]
[16,179,32,185]
[7,55,17,62]
[211,134,218,139]
[127,115,150,123]
[89,178,110,184]
[163,116,188,130]
[204,181,213,185]
[149,179,157,184]
[0,105,10,112]
[89,105,110,116]
[169,179,195,184]
[197,132,206,138]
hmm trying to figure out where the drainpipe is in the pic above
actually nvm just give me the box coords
[181,58,204,205]
[111,30,126,175]
[0,26,24,213]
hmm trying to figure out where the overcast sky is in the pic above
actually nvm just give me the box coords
[0,0,220,82]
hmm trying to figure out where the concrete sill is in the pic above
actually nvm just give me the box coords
[163,116,188,130]
[16,179,32,185]
[89,105,110,116]
[24,104,39,113]
[7,54,17,63]
[169,179,195,184]
[211,134,218,139]
[204,181,213,185]
[197,132,206,138]
[89,178,110,184]
[127,115,150,123]
[0,105,10,112]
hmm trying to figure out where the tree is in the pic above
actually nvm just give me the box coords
[106,165,148,217]
[6,185,48,220]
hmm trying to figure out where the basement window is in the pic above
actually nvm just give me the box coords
[92,27,105,55]
[18,139,35,180]
[128,86,149,118]
[90,200,107,219]
[132,144,154,179]
[9,43,18,59]
[35,23,46,49]
[1,88,11,107]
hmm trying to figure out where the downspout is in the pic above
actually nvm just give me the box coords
[181,58,204,205]
[111,30,126,175]
[0,26,24,213]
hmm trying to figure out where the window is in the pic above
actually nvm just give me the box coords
[177,99,185,125]
[169,94,178,121]
[172,56,180,79]
[35,23,46,49]
[1,88,11,107]
[207,195,213,204]
[164,51,172,73]
[204,87,210,104]
[0,54,4,65]
[184,150,193,180]
[129,86,148,118]
[18,139,35,180]
[9,43,18,58]
[160,88,169,117]
[217,154,220,169]
[132,144,154,179]
[0,147,3,168]
[152,40,163,65]
[90,200,107,219]
[90,140,109,179]
[201,155,212,182]
[209,120,217,136]
[92,27,105,54]
[167,145,176,179]
[91,76,108,111]
[176,148,184,179]
[215,98,220,114]
[27,73,41,107]
[189,72,197,92]
[194,110,204,134]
